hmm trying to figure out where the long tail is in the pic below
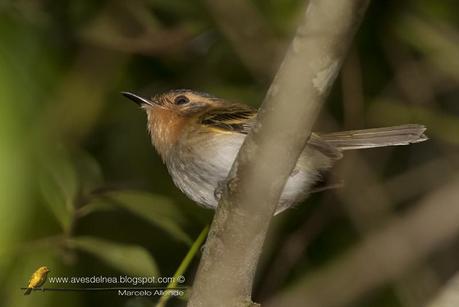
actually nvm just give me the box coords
[318,124,428,150]
[24,287,32,295]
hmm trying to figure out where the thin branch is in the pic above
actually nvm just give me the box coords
[80,1,190,56]
[203,0,283,79]
[188,1,370,306]
[156,226,209,307]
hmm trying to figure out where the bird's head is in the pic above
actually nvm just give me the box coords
[122,89,221,116]
[37,266,50,274]
[122,89,223,160]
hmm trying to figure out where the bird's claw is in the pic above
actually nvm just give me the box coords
[214,181,225,201]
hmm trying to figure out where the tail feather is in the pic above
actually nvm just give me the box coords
[24,288,32,295]
[318,124,428,150]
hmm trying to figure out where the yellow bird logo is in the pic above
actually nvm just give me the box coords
[24,266,50,295]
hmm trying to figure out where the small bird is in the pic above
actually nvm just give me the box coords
[122,89,427,215]
[24,266,50,295]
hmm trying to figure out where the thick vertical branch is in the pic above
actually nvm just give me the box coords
[428,272,459,307]
[188,1,370,306]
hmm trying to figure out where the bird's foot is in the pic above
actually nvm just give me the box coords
[214,181,225,201]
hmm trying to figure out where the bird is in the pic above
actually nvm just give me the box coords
[24,266,50,295]
[122,89,427,215]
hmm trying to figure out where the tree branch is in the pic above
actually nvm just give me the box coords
[428,271,459,307]
[188,1,370,306]
[203,0,283,79]
[266,176,459,307]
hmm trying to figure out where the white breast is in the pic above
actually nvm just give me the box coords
[166,133,243,208]
[166,133,320,214]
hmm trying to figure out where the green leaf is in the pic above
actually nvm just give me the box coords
[110,191,192,245]
[84,190,192,245]
[38,147,105,229]
[76,197,114,217]
[73,149,104,196]
[70,236,159,276]
[38,147,78,230]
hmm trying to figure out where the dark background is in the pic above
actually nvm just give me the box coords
[1,0,458,306]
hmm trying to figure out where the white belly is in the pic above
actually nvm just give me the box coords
[166,133,319,214]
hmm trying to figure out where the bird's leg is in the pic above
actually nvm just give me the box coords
[214,177,239,201]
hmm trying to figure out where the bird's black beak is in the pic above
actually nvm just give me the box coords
[121,91,153,106]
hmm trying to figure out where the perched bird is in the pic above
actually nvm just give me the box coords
[122,89,427,215]
[24,266,50,295]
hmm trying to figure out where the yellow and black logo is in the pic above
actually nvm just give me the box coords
[24,266,50,295]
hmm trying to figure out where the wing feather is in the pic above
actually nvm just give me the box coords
[199,104,343,160]
[200,104,257,134]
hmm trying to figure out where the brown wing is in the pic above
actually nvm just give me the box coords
[316,124,427,150]
[199,103,257,134]
[199,102,348,162]
[200,104,343,159]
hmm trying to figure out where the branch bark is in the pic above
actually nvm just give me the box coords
[188,1,370,306]
[429,272,459,307]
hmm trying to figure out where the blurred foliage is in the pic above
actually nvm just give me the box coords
[69,236,159,277]
[0,0,457,307]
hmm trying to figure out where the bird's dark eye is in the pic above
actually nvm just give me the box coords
[174,95,190,105]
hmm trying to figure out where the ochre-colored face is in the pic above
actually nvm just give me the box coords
[147,90,221,117]
[137,90,221,160]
